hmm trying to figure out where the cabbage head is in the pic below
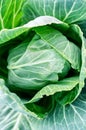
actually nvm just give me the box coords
[7,26,80,92]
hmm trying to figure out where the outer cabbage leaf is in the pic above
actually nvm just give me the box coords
[0,0,25,29]
[80,38,86,93]
[0,16,63,46]
[0,79,37,117]
[22,0,86,24]
[78,20,86,37]
[66,24,86,99]
[1,78,86,130]
[27,76,79,104]
[34,26,81,71]
[0,79,39,129]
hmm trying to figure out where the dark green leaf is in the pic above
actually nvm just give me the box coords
[0,0,25,29]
